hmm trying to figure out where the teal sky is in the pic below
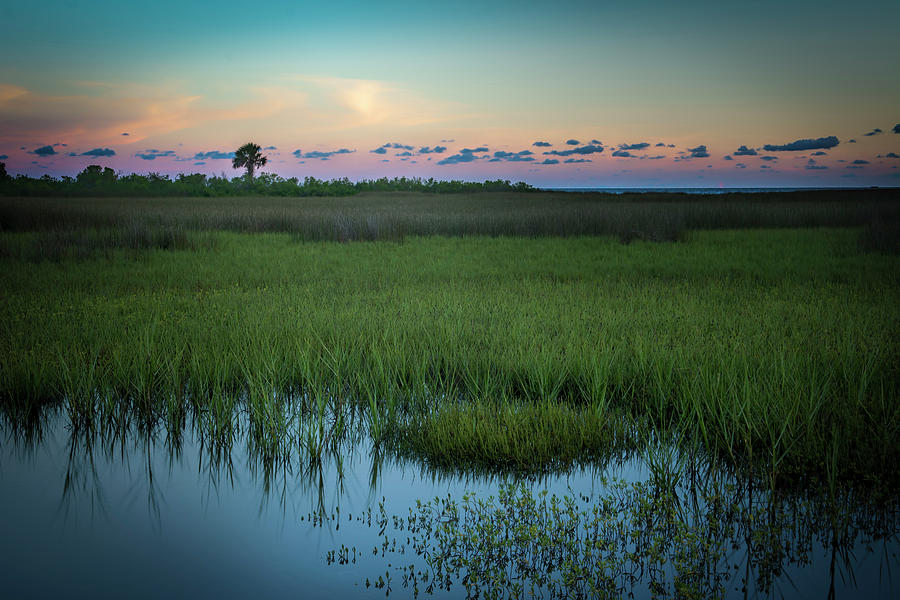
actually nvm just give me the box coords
[1,0,898,186]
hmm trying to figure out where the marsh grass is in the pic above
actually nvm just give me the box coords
[1,193,899,490]
[1,189,898,244]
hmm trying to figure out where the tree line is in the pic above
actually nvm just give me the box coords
[0,163,534,197]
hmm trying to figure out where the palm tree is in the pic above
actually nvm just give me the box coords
[232,142,268,180]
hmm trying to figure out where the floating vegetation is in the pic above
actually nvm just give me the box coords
[325,474,899,599]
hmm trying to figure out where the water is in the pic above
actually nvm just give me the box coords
[1,410,897,599]
[542,187,881,194]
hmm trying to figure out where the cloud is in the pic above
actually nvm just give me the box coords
[759,156,778,161]
[894,124,900,134]
[760,165,771,169]
[121,132,129,136]
[846,165,864,169]
[732,145,757,156]
[532,141,552,147]
[492,150,534,162]
[886,152,899,159]
[806,159,827,170]
[302,148,355,159]
[848,139,857,143]
[655,142,666,147]
[565,139,580,145]
[735,163,747,169]
[382,142,414,150]
[544,144,604,157]
[687,145,709,158]
[194,150,235,160]
[811,151,827,156]
[460,147,489,153]
[370,146,388,154]
[418,146,446,154]
[81,147,115,157]
[763,136,839,151]
[31,145,57,156]
[591,140,602,145]
[136,149,175,160]
[863,128,882,137]
[646,155,665,160]
[539,159,559,165]
[852,159,870,164]
[723,155,733,161]
[263,146,277,150]
[396,151,413,157]
[437,152,485,165]
[194,161,205,166]
[611,150,633,157]
[0,155,7,160]
[564,158,591,163]
[619,142,649,151]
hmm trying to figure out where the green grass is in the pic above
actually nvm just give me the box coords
[2,189,898,245]
[1,220,898,487]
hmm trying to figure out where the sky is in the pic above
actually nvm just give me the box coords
[1,0,898,187]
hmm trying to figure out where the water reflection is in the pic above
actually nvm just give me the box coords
[0,406,897,599]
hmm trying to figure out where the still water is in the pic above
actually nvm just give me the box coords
[1,409,897,599]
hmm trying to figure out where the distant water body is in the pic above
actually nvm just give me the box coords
[545,187,885,194]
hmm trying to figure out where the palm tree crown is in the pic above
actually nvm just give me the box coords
[232,142,268,180]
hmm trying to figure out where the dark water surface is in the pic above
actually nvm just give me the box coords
[1,410,897,599]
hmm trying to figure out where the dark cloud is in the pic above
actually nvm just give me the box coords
[460,147,489,154]
[263,146,277,150]
[611,150,633,157]
[31,145,57,156]
[591,140,602,145]
[736,163,747,169]
[886,152,900,159]
[565,139,580,146]
[492,150,534,162]
[733,145,757,156]
[396,151,413,157]
[370,147,388,154]
[848,139,857,143]
[845,165,864,169]
[687,145,709,158]
[723,155,733,161]
[381,142,414,150]
[894,124,900,134]
[194,161,206,166]
[0,155,7,160]
[81,147,115,157]
[418,146,447,154]
[136,149,175,160]
[655,142,666,147]
[852,159,870,165]
[619,142,649,151]
[67,152,77,157]
[760,165,771,169]
[303,148,354,159]
[811,151,827,156]
[763,136,839,151]
[437,152,485,165]
[532,141,552,147]
[647,155,665,160]
[544,144,604,157]
[564,158,591,163]
[806,159,827,170]
[121,132,129,136]
[759,156,778,162]
[194,150,235,160]
[539,159,560,165]
[863,128,882,137]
